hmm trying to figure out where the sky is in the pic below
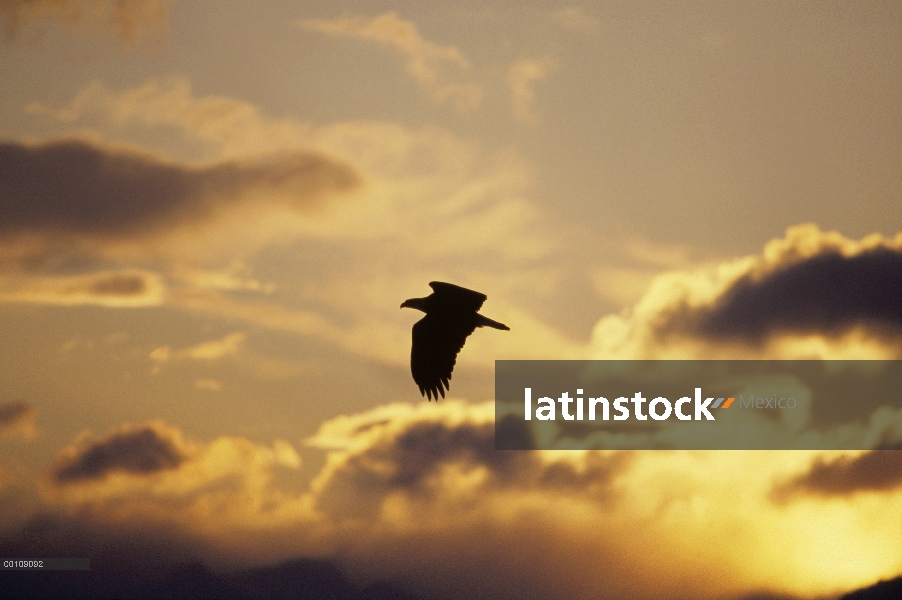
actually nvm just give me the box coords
[1,1,901,598]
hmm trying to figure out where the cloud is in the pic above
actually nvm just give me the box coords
[508,57,557,125]
[300,12,482,113]
[0,138,359,241]
[44,421,302,538]
[592,224,902,359]
[26,76,311,158]
[22,80,539,255]
[151,331,246,364]
[305,403,902,599]
[550,7,599,33]
[23,79,542,254]
[772,451,902,501]
[172,263,274,293]
[51,422,189,483]
[24,77,589,366]
[194,378,222,391]
[0,401,36,439]
[0,0,175,46]
[167,283,586,373]
[0,269,164,307]
[678,251,902,344]
[0,136,361,308]
[184,332,246,360]
[7,405,898,599]
[307,401,629,521]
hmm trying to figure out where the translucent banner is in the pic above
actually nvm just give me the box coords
[495,361,902,450]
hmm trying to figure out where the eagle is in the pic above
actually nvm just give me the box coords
[401,281,509,400]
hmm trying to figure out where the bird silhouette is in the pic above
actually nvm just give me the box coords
[401,281,509,400]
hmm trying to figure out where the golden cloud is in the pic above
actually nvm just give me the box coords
[25,79,544,256]
[0,0,175,47]
[22,77,587,366]
[171,263,274,292]
[0,269,164,307]
[23,78,547,257]
[550,7,599,33]
[15,403,902,598]
[299,12,483,113]
[43,421,302,535]
[508,57,557,125]
[26,76,312,158]
[305,402,902,599]
[194,378,221,391]
[306,401,629,525]
[184,332,245,360]
[150,331,246,364]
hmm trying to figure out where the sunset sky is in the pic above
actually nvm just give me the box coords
[1,1,901,598]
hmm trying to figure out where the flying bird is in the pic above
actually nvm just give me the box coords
[401,281,509,400]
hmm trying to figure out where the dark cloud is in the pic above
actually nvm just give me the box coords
[52,424,187,483]
[0,401,36,438]
[0,138,359,239]
[666,247,902,343]
[3,269,164,306]
[771,451,902,502]
[0,401,33,428]
[88,272,148,295]
[315,414,630,519]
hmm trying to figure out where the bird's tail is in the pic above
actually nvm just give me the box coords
[476,314,510,330]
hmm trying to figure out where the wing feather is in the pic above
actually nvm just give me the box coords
[428,281,486,312]
[410,313,477,400]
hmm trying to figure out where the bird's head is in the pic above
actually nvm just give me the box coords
[400,297,427,312]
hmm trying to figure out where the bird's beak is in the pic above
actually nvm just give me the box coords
[400,298,425,311]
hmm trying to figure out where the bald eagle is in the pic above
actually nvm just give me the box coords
[401,281,509,400]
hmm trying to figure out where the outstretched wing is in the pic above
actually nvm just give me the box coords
[410,312,477,400]
[428,281,486,312]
